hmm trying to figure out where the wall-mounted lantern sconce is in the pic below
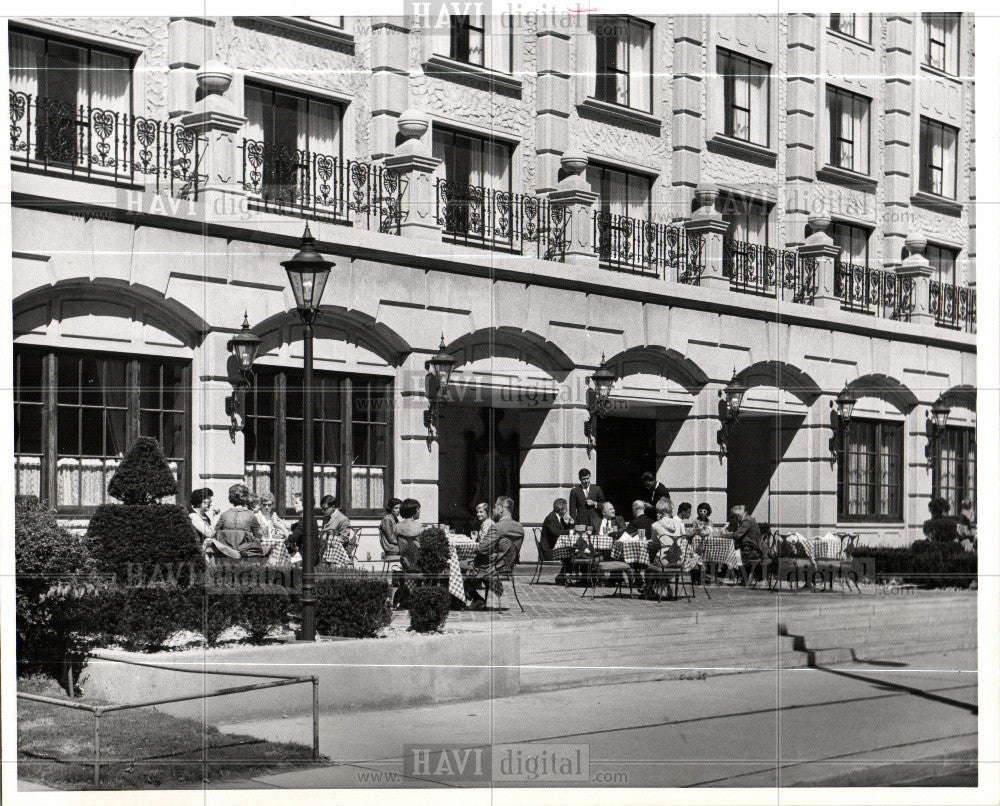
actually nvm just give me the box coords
[584,356,618,457]
[716,369,747,456]
[423,335,457,444]
[225,312,262,441]
[924,399,951,460]
[827,388,858,456]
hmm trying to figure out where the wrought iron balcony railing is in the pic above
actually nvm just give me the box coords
[9,92,205,198]
[833,261,916,321]
[593,212,704,280]
[721,237,818,304]
[930,280,976,333]
[241,140,402,234]
[435,180,568,261]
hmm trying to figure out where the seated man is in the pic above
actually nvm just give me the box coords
[463,496,521,609]
[596,501,626,540]
[625,499,655,537]
[724,504,766,583]
[541,497,572,560]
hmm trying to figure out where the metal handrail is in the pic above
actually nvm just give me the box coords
[593,212,704,279]
[18,656,320,788]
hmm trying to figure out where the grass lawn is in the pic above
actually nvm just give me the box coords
[18,676,326,790]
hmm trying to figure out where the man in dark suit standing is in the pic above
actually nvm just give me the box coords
[724,504,766,583]
[640,471,670,517]
[569,468,605,532]
[540,498,573,559]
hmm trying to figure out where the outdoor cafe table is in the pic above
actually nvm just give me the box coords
[695,533,742,568]
[447,534,477,605]
[611,535,652,566]
[784,533,843,562]
[551,532,614,560]
[320,535,352,568]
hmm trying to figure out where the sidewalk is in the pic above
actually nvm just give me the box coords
[215,647,977,789]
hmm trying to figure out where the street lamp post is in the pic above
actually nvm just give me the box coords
[281,224,334,642]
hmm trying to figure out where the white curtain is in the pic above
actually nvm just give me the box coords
[748,59,768,145]
[9,31,41,98]
[468,11,484,66]
[614,27,628,106]
[749,203,769,245]
[310,99,341,159]
[90,51,129,114]
[941,125,957,197]
[486,140,509,191]
[487,15,511,73]
[244,85,265,144]
[629,21,651,112]
[627,175,650,222]
[608,170,627,218]
[855,97,870,173]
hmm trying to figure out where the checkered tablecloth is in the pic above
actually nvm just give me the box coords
[320,535,352,567]
[591,532,614,552]
[813,535,843,560]
[261,531,291,570]
[449,535,478,561]
[551,535,577,560]
[695,535,742,567]
[612,537,651,566]
[446,546,469,604]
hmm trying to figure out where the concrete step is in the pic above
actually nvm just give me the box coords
[782,622,976,652]
[801,635,978,666]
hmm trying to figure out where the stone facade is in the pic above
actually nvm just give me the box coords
[10,14,977,555]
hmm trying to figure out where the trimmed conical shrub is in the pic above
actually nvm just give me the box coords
[107,436,178,505]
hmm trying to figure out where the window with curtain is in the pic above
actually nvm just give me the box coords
[585,163,652,222]
[933,425,975,519]
[832,222,871,266]
[435,14,512,73]
[923,13,960,75]
[449,13,485,66]
[9,29,132,165]
[919,117,958,199]
[720,194,770,246]
[926,243,958,285]
[827,86,870,174]
[591,16,652,113]
[837,419,904,521]
[718,48,770,147]
[244,368,392,516]
[13,347,189,511]
[432,126,512,234]
[244,83,343,202]
[829,14,871,42]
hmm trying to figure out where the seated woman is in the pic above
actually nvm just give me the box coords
[189,487,218,540]
[380,497,403,558]
[651,498,703,575]
[255,493,291,571]
[394,498,423,571]
[209,483,265,560]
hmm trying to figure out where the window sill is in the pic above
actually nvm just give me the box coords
[826,28,875,51]
[835,520,906,528]
[706,134,777,168]
[423,55,523,96]
[577,97,661,133]
[817,164,877,191]
[247,17,356,50]
[910,191,963,217]
[919,62,963,85]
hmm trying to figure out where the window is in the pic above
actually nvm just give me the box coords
[837,419,904,521]
[923,13,960,75]
[720,194,770,246]
[919,118,958,199]
[829,14,871,42]
[827,86,870,174]
[432,126,512,234]
[718,48,770,146]
[832,222,870,267]
[244,83,343,202]
[592,16,652,113]
[13,347,189,510]
[244,368,392,516]
[585,163,652,222]
[933,425,975,519]
[449,13,485,65]
[926,243,958,285]
[9,29,132,164]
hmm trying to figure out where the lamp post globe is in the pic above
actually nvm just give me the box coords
[590,362,617,407]
[725,373,748,420]
[281,224,335,643]
[426,335,457,395]
[931,400,951,432]
[836,389,858,424]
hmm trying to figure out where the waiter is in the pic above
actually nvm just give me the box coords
[640,471,670,516]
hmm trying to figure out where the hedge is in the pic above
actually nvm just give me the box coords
[417,528,451,577]
[311,572,393,638]
[854,540,977,589]
[408,586,452,633]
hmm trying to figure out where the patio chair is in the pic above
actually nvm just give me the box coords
[380,551,402,578]
[648,543,693,602]
[345,527,362,561]
[814,532,862,592]
[529,527,555,584]
[491,537,525,612]
[766,532,815,592]
[580,535,633,599]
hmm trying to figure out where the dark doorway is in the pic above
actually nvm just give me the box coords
[596,416,657,516]
[726,413,803,525]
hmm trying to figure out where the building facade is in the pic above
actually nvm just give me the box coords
[10,13,976,556]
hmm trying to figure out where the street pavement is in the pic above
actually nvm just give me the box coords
[216,647,977,789]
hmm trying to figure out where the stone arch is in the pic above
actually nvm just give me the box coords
[601,345,710,399]
[445,326,575,380]
[253,305,413,368]
[13,278,208,350]
[844,373,919,414]
[939,384,975,412]
[734,360,824,410]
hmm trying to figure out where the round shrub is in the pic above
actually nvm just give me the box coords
[106,435,179,504]
[407,586,451,633]
[312,572,393,638]
[417,527,450,577]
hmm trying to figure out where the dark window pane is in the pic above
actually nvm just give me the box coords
[15,405,43,453]
[371,422,388,465]
[16,351,44,402]
[249,416,275,463]
[286,417,303,463]
[138,362,161,409]
[353,423,370,465]
[160,411,183,457]
[318,420,341,464]
[286,382,304,420]
[140,409,161,441]
[80,357,103,407]
[80,407,105,454]
[57,356,79,405]
[57,407,80,454]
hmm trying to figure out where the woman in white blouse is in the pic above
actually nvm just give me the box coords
[189,488,218,539]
